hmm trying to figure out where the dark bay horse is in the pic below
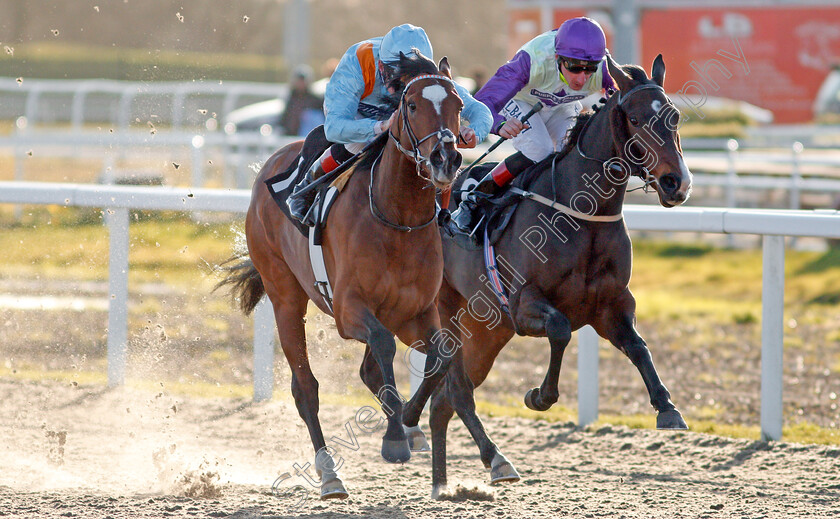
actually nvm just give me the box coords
[429,55,692,496]
[218,53,516,499]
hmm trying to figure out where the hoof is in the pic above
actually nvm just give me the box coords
[404,424,430,452]
[320,476,348,500]
[524,388,552,412]
[381,438,411,463]
[657,409,689,430]
[489,452,520,484]
[431,484,447,500]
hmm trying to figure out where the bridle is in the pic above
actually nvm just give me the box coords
[576,82,675,193]
[371,73,458,232]
[388,74,458,179]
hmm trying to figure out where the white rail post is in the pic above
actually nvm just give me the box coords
[760,235,785,441]
[408,349,427,397]
[790,141,803,210]
[577,325,599,427]
[253,296,276,402]
[191,135,205,188]
[107,207,130,387]
[725,139,739,248]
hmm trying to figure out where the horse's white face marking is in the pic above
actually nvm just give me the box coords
[651,100,662,113]
[422,84,448,115]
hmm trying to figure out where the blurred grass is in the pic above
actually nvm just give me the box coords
[2,41,287,82]
[0,207,238,284]
[676,108,753,140]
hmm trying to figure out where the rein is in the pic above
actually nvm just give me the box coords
[368,148,437,232]
[509,187,624,222]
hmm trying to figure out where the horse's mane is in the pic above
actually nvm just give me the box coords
[386,49,440,94]
[351,131,390,174]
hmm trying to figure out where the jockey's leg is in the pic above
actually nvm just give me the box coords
[544,100,581,151]
[447,100,556,236]
[288,143,356,222]
[448,152,536,235]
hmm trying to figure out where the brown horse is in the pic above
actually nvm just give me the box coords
[218,52,517,499]
[428,55,692,496]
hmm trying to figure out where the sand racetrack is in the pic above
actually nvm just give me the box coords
[2,377,839,519]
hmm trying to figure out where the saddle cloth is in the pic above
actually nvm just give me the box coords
[447,163,525,251]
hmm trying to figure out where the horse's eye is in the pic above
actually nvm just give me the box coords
[629,116,640,127]
[408,102,417,113]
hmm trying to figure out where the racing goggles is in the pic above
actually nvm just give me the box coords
[558,56,600,74]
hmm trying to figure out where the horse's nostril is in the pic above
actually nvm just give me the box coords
[430,149,445,168]
[659,173,680,194]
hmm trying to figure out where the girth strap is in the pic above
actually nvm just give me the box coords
[508,187,623,223]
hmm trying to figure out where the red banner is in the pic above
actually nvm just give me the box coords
[641,8,840,123]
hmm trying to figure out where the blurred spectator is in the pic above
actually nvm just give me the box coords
[279,64,324,136]
[469,66,488,95]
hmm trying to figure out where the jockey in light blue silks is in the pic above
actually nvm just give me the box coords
[448,17,617,234]
[287,23,492,223]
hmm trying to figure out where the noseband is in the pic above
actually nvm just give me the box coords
[388,74,458,179]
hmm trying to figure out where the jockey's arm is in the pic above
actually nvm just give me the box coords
[453,82,491,148]
[323,54,380,144]
[475,51,531,136]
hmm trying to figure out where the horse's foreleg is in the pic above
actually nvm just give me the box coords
[598,295,688,430]
[341,307,410,463]
[514,285,572,412]
[358,344,385,395]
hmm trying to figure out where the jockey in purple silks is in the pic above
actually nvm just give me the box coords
[449,17,617,235]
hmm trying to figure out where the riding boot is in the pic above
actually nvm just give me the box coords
[447,177,499,235]
[287,169,318,223]
[287,145,345,224]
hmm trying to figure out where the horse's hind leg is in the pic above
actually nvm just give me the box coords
[444,345,519,484]
[403,282,518,492]
[340,305,410,463]
[429,382,454,499]
[514,285,572,412]
[262,264,348,498]
[597,292,688,430]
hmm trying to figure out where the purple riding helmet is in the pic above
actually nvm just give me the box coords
[554,17,607,62]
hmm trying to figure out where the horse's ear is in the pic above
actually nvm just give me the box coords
[651,54,666,87]
[606,54,633,91]
[438,56,452,79]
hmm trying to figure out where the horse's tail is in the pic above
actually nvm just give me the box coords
[214,253,265,316]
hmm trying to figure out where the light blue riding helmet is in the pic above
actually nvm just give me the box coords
[379,24,434,64]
